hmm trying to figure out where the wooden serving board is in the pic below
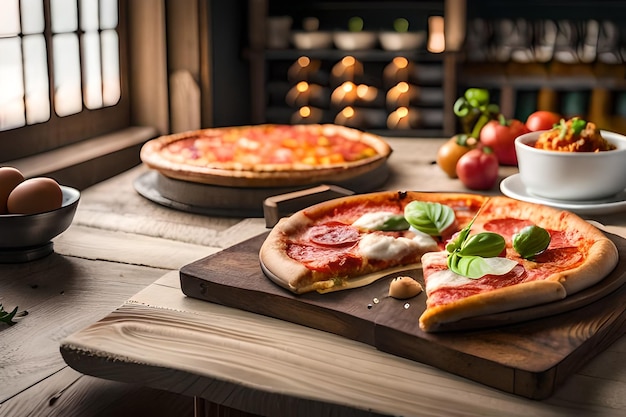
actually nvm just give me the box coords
[180,232,626,400]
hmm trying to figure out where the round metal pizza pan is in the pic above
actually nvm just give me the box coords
[134,162,390,218]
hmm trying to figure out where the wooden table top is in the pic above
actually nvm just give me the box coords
[2,138,625,417]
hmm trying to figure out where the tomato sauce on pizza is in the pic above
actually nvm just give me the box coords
[259,191,619,332]
[140,124,392,187]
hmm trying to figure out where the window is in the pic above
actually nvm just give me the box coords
[0,0,128,162]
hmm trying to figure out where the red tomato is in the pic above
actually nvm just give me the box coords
[479,116,529,166]
[456,147,499,191]
[525,110,562,132]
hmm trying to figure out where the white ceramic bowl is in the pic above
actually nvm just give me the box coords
[378,31,426,51]
[333,31,378,51]
[291,31,333,49]
[514,130,626,201]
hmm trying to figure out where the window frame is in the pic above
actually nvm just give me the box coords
[0,0,130,163]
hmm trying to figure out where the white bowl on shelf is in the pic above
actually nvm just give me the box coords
[333,31,377,51]
[291,31,333,50]
[378,31,426,51]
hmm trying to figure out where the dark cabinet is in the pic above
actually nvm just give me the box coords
[246,0,457,137]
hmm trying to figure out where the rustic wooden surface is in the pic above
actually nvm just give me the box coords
[178,231,626,400]
[2,138,625,416]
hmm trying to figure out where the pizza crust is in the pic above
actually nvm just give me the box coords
[419,279,568,332]
[140,124,392,187]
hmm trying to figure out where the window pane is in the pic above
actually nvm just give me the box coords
[53,33,82,116]
[0,0,20,37]
[23,34,50,124]
[51,0,78,33]
[80,0,99,31]
[100,0,118,29]
[20,0,45,35]
[0,38,25,130]
[82,32,103,109]
[101,29,120,105]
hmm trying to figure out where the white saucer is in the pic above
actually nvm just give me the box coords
[500,174,626,216]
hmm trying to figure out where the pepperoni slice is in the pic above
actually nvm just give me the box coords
[305,222,360,247]
[483,218,534,238]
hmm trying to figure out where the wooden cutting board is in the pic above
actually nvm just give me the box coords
[180,232,626,400]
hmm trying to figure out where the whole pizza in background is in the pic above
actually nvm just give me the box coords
[140,124,392,188]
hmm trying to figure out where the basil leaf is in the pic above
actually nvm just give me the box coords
[374,214,410,231]
[513,225,551,260]
[459,232,505,258]
[404,201,455,236]
[449,253,518,279]
[572,118,587,135]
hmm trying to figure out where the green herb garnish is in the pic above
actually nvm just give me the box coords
[571,118,587,135]
[404,201,455,237]
[1,303,26,326]
[513,225,551,260]
[445,209,517,279]
[375,214,410,231]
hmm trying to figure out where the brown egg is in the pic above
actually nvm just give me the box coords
[0,166,25,214]
[7,177,63,215]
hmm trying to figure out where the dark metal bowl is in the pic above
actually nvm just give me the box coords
[0,186,80,249]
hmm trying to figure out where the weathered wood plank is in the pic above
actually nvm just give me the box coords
[61,274,626,416]
[0,366,194,417]
[0,256,168,403]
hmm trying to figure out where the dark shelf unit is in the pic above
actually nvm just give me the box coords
[246,0,456,138]
[246,0,626,137]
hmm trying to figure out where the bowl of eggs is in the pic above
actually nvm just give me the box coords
[0,166,80,261]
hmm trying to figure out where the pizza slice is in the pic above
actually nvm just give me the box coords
[260,191,485,294]
[418,196,619,331]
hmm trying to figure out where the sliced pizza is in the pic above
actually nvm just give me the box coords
[259,192,619,332]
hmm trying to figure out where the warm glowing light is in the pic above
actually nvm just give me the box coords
[356,84,378,102]
[299,106,311,117]
[387,82,416,108]
[392,57,409,69]
[341,56,356,67]
[342,106,355,118]
[428,16,445,53]
[331,81,359,106]
[296,81,309,93]
[387,106,414,130]
[297,56,310,67]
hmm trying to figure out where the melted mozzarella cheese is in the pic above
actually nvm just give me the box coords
[423,269,474,295]
[421,251,474,295]
[352,211,398,230]
[410,227,439,252]
[358,234,418,260]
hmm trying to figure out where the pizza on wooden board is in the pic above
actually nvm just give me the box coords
[140,124,392,187]
[259,191,619,332]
